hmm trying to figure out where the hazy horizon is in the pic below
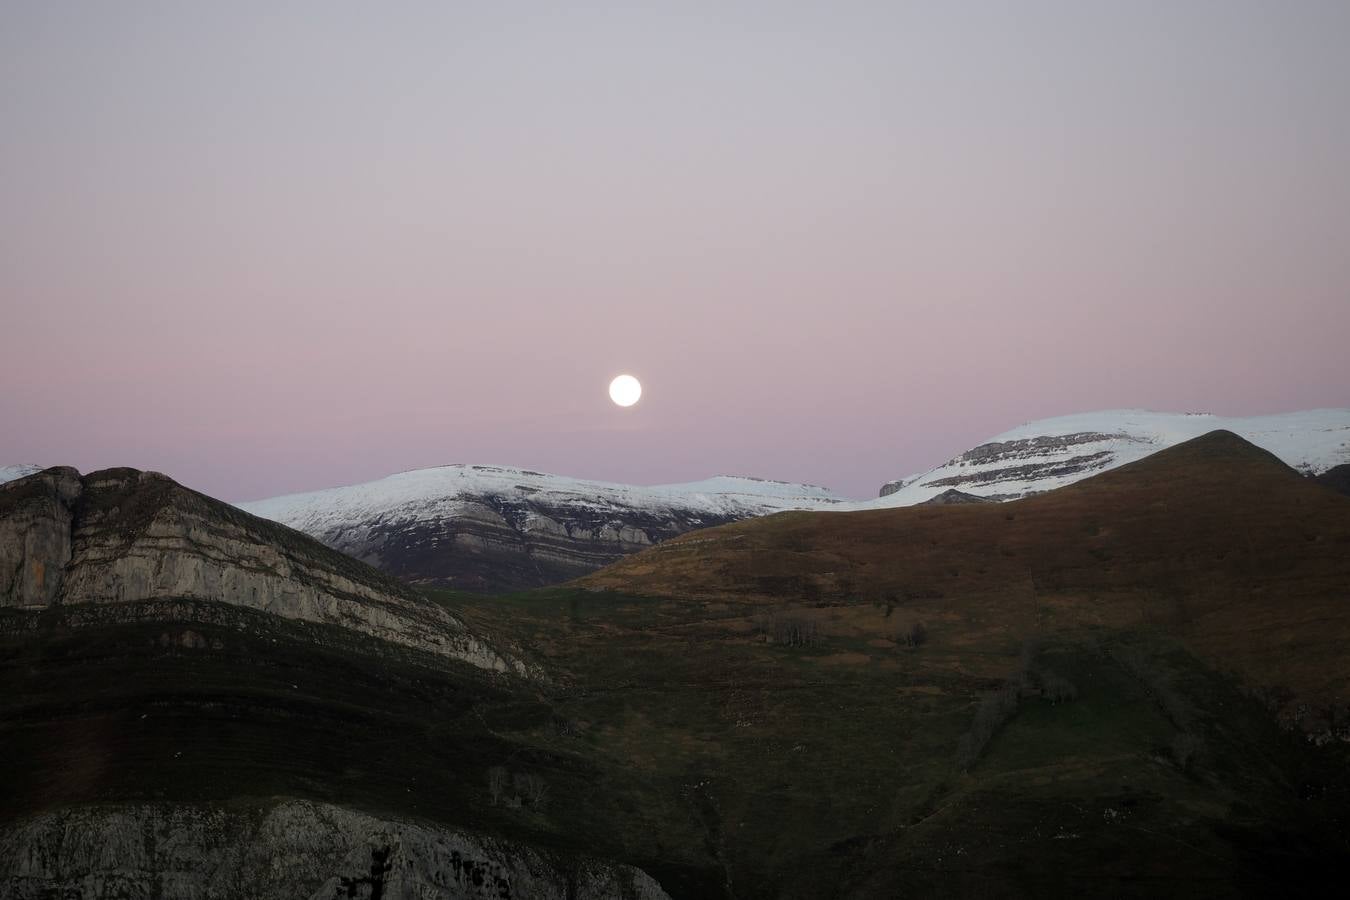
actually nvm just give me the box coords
[6,404,1350,504]
[4,2,1349,501]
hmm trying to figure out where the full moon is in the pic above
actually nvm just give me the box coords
[608,374,642,407]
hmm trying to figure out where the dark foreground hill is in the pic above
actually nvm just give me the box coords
[3,436,1350,898]
[0,467,667,898]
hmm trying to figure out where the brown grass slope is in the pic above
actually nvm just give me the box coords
[578,430,1350,727]
[1316,463,1350,497]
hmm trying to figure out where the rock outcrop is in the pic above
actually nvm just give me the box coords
[877,476,915,498]
[0,799,670,900]
[240,466,846,593]
[0,467,519,675]
[0,466,81,608]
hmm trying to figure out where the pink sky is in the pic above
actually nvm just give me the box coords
[3,3,1348,501]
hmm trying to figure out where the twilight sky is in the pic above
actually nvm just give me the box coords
[2,2,1348,501]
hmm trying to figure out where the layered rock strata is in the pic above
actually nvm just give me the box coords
[0,467,518,675]
[0,800,670,900]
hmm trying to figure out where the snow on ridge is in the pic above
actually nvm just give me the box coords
[0,464,44,486]
[237,463,847,534]
[856,408,1350,510]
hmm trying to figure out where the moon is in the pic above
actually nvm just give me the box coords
[608,374,642,407]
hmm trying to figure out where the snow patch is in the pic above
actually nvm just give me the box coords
[0,465,44,486]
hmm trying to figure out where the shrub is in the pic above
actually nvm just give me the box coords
[1111,642,1204,770]
[1170,732,1203,772]
[515,772,550,808]
[955,684,1020,771]
[758,609,821,647]
[1018,637,1042,683]
[1110,644,1192,731]
[1039,669,1078,704]
[883,592,899,618]
[487,766,509,805]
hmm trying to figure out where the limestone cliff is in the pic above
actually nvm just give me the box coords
[0,799,670,900]
[0,467,520,675]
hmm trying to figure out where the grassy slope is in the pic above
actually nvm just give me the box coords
[437,584,1348,898]
[577,432,1350,730]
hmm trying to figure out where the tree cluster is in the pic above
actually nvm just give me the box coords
[955,684,1020,772]
[898,621,928,648]
[1017,639,1079,704]
[1110,643,1203,771]
[754,609,822,648]
[1037,669,1079,704]
[955,637,1074,771]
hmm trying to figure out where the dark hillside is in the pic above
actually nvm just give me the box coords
[579,431,1350,732]
[1315,463,1350,497]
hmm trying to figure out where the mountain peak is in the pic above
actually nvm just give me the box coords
[1145,428,1297,468]
[1077,428,1301,493]
[868,408,1350,507]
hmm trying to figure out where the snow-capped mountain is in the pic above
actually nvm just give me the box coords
[864,409,1350,508]
[238,465,846,593]
[0,465,43,485]
[10,409,1345,591]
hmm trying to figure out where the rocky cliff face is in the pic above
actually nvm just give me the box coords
[867,409,1350,507]
[0,467,520,675]
[239,466,846,592]
[0,466,80,608]
[0,799,670,900]
[876,478,908,498]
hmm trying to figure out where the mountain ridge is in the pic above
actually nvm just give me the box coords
[7,408,1346,593]
[865,408,1350,506]
[234,464,847,593]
